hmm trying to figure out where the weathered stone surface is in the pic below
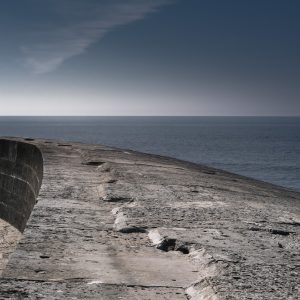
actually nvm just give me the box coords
[0,137,299,299]
[0,220,21,275]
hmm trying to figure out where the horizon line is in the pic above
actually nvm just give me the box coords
[0,115,299,118]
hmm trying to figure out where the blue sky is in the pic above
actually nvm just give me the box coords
[0,0,300,115]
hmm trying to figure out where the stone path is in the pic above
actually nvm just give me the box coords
[0,138,299,299]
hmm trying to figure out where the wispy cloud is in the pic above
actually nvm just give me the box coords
[20,0,173,74]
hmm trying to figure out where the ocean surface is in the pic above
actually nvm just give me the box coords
[0,116,299,191]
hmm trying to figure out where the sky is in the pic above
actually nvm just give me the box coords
[0,0,299,116]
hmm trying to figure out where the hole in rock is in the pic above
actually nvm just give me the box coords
[106,179,117,184]
[119,226,147,234]
[106,196,133,203]
[84,161,105,166]
[249,226,293,236]
[157,238,190,254]
[269,229,292,236]
[157,238,177,252]
[176,244,190,254]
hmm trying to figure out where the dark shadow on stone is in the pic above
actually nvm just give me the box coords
[249,226,294,236]
[119,226,147,234]
[0,139,43,232]
[84,161,105,166]
[157,238,191,254]
[157,238,177,252]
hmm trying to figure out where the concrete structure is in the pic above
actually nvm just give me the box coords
[0,137,299,299]
[0,139,43,232]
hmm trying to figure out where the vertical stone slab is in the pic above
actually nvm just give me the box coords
[0,139,43,232]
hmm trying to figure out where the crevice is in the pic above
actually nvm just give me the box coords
[118,226,147,234]
[269,229,292,236]
[105,179,117,184]
[105,196,133,203]
[277,221,300,227]
[157,238,191,255]
[84,161,105,166]
[157,238,177,252]
[249,226,294,236]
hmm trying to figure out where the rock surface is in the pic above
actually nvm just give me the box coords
[0,137,299,299]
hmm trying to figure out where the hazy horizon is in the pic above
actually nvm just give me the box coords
[1,115,300,117]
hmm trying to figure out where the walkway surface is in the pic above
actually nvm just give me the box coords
[0,137,299,299]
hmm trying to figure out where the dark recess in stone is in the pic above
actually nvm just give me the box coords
[84,161,104,166]
[157,238,190,254]
[119,226,147,234]
[106,196,133,203]
[176,244,190,254]
[249,227,294,236]
[106,179,117,184]
[0,139,43,232]
[269,229,292,236]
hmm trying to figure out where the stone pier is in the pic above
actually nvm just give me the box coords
[0,137,299,299]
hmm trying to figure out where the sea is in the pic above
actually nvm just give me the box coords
[0,116,299,192]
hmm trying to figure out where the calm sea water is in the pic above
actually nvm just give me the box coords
[0,116,299,191]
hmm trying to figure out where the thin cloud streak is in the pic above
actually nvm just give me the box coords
[21,0,173,74]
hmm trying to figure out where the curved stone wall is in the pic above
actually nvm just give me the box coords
[0,139,43,232]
